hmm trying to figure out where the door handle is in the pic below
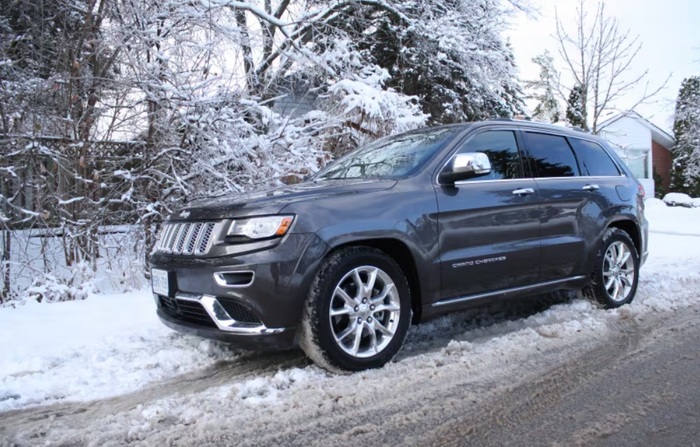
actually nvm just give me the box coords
[512,188,535,196]
[582,184,600,191]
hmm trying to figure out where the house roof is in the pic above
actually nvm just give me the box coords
[598,110,675,149]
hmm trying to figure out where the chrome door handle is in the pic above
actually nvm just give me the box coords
[512,188,535,196]
[582,184,600,191]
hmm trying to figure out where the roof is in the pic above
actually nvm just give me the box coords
[597,110,675,149]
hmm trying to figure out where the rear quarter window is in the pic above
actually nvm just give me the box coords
[568,138,621,176]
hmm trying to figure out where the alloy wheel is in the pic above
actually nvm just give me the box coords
[602,241,636,302]
[328,266,401,358]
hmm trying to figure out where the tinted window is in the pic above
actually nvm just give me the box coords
[314,127,462,180]
[524,132,580,177]
[456,131,523,180]
[569,138,620,176]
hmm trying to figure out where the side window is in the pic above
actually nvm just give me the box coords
[568,138,621,176]
[456,130,523,180]
[523,132,580,177]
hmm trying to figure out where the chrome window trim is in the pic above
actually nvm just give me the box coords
[533,175,626,181]
[453,178,528,186]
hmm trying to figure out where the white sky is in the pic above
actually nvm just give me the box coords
[507,0,700,133]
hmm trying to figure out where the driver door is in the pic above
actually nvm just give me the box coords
[435,129,541,301]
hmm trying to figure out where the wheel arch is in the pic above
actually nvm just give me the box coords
[327,237,423,323]
[607,218,642,256]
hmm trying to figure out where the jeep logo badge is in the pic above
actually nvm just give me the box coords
[179,210,190,218]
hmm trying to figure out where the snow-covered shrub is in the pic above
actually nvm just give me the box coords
[663,192,697,208]
[322,65,427,156]
[22,267,92,303]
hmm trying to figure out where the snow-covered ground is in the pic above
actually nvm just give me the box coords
[1,201,700,414]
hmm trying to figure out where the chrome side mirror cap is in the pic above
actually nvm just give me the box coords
[439,152,492,184]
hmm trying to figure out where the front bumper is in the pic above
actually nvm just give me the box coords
[157,295,297,350]
[150,232,329,348]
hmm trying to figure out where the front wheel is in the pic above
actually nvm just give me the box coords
[586,228,640,308]
[299,246,412,372]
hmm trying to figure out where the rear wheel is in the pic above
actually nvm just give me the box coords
[586,228,640,308]
[299,246,411,372]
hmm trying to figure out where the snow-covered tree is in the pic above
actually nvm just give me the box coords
[670,76,700,196]
[524,51,561,123]
[328,0,525,124]
[566,85,587,129]
[1,0,525,302]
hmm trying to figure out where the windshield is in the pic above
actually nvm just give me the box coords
[314,127,463,180]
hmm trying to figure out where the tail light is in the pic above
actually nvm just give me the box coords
[638,183,645,199]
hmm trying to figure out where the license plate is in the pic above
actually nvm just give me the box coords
[151,269,169,296]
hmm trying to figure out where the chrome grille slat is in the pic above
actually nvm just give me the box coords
[196,223,216,255]
[160,225,175,250]
[167,224,184,253]
[174,223,192,254]
[155,221,218,256]
[185,223,204,255]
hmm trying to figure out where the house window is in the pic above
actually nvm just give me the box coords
[616,148,648,179]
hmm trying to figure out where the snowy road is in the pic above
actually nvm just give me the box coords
[1,202,700,446]
[2,298,699,446]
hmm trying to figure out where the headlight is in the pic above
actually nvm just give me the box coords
[227,215,294,240]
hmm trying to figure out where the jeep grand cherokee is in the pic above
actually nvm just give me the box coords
[150,120,648,372]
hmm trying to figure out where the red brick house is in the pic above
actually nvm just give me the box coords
[597,111,675,197]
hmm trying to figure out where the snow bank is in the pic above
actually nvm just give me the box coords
[662,192,698,207]
[646,200,700,236]
[0,292,240,410]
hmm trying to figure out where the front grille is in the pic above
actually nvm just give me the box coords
[218,298,261,324]
[159,296,217,328]
[155,222,218,255]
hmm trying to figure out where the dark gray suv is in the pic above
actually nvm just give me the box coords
[150,120,648,372]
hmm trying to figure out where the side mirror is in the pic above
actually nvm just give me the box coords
[439,152,492,184]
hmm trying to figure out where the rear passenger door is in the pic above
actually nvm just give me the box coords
[521,131,620,281]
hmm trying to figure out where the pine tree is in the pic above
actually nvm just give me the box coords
[336,0,525,124]
[566,85,587,130]
[524,51,561,123]
[670,76,700,196]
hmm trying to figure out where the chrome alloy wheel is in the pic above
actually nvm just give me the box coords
[602,241,636,302]
[328,266,401,358]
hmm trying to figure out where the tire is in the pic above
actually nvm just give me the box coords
[585,228,640,308]
[299,246,412,373]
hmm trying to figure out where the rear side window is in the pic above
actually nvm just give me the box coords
[523,132,580,177]
[568,138,621,176]
[456,130,523,180]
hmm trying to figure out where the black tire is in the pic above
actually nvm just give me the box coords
[298,246,412,373]
[585,228,640,308]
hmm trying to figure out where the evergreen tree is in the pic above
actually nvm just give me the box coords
[566,85,587,130]
[670,76,700,196]
[336,0,525,124]
[524,51,561,123]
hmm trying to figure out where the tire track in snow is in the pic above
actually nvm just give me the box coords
[0,350,308,442]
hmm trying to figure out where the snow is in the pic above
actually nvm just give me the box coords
[662,192,697,207]
[1,205,700,415]
[0,292,241,410]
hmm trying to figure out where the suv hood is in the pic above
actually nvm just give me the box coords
[169,179,398,221]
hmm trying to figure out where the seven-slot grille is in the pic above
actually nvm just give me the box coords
[155,222,217,255]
